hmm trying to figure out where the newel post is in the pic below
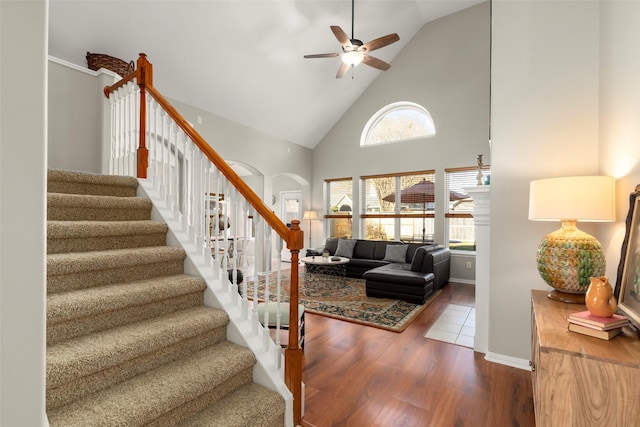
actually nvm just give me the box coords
[284,219,304,425]
[136,53,153,179]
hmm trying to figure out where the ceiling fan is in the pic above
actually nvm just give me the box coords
[304,0,400,79]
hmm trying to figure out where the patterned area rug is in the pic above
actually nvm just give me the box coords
[246,271,441,332]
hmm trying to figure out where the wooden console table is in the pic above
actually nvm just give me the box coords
[531,290,640,426]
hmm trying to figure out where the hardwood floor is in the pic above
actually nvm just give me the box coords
[300,282,535,427]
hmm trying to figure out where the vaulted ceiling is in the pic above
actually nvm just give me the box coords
[49,0,483,148]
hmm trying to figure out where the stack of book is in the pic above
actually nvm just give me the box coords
[567,311,629,340]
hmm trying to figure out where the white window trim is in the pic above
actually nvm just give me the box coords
[361,101,436,147]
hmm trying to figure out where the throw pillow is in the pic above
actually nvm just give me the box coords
[383,244,408,263]
[334,238,357,258]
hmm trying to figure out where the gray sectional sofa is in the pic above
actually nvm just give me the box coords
[308,237,450,304]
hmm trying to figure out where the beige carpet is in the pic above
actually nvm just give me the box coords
[247,271,441,332]
[46,169,285,426]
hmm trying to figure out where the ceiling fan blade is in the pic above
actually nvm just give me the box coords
[330,26,352,49]
[362,55,391,71]
[336,62,351,79]
[304,53,340,59]
[362,33,400,52]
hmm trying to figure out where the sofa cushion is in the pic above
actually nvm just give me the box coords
[325,238,339,255]
[410,247,428,272]
[406,243,430,263]
[364,263,434,287]
[372,241,392,260]
[335,238,357,258]
[383,244,408,263]
[353,240,377,259]
[348,258,389,271]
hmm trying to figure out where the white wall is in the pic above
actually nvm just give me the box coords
[312,2,490,276]
[48,60,115,173]
[599,1,640,280]
[491,0,601,360]
[0,1,48,425]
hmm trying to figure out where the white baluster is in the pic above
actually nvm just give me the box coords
[187,142,196,243]
[149,99,159,189]
[108,92,117,175]
[131,82,139,177]
[275,236,283,349]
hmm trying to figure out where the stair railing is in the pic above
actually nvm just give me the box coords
[103,53,304,425]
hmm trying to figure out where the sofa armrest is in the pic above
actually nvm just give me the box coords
[412,245,451,290]
[420,246,450,290]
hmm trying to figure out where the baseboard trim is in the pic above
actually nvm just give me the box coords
[448,278,475,285]
[485,352,531,371]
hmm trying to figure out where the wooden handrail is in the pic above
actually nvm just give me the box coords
[103,53,303,425]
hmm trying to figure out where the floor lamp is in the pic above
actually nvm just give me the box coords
[302,210,318,248]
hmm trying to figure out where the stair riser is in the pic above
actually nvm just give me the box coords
[48,292,205,344]
[145,368,254,427]
[48,207,151,222]
[47,327,229,410]
[47,260,185,294]
[48,181,137,197]
[47,233,167,254]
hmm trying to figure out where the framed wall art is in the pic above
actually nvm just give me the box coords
[615,184,640,330]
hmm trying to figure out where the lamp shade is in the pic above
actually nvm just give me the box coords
[529,176,615,222]
[303,210,318,221]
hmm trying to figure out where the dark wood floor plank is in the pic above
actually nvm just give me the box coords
[301,282,535,427]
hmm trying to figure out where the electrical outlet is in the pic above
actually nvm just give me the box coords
[466,261,472,269]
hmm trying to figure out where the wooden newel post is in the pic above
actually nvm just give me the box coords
[284,219,304,425]
[136,53,153,179]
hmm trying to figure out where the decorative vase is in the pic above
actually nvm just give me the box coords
[585,276,617,317]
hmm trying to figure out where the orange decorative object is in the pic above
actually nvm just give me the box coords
[585,276,617,317]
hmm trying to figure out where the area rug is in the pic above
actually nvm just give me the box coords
[245,271,441,332]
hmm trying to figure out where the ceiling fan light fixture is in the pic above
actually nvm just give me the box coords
[341,50,364,66]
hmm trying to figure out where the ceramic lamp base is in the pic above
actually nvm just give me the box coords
[537,219,606,299]
[547,289,585,304]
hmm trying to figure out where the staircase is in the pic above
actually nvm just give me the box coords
[45,169,285,426]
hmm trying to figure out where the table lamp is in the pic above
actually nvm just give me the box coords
[528,176,615,303]
[302,210,318,248]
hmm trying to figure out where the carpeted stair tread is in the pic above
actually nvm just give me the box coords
[47,221,168,254]
[177,383,285,427]
[47,342,256,427]
[48,192,152,221]
[48,274,205,324]
[47,246,187,294]
[47,246,185,277]
[48,169,138,197]
[47,306,229,388]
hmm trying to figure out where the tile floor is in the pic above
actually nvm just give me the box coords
[424,303,475,348]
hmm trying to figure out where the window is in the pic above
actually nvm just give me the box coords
[444,166,490,251]
[361,102,436,147]
[325,178,353,239]
[361,170,435,242]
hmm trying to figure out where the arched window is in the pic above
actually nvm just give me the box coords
[361,102,436,147]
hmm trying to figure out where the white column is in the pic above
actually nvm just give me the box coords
[464,185,490,354]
